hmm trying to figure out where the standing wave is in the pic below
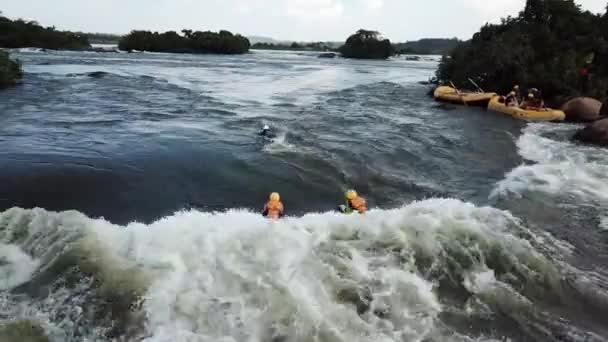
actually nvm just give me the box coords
[0,199,605,341]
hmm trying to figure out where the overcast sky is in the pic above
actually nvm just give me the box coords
[0,0,606,42]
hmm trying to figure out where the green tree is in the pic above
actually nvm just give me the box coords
[0,14,89,49]
[395,38,461,55]
[523,0,548,22]
[339,29,394,59]
[181,29,193,39]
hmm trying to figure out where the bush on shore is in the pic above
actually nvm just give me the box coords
[0,14,90,49]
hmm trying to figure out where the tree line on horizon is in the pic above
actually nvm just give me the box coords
[0,9,459,59]
[437,0,608,104]
[395,38,461,55]
[250,37,460,56]
[251,41,336,52]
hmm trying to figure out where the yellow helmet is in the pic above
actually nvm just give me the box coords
[513,85,520,90]
[509,91,516,96]
[269,192,280,202]
[345,190,358,200]
[528,93,534,98]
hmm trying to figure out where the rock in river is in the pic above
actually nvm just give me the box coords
[573,118,608,147]
[561,97,603,122]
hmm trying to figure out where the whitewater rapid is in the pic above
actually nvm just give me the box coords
[493,123,608,205]
[1,197,579,342]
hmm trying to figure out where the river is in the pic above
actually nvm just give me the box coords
[0,48,607,341]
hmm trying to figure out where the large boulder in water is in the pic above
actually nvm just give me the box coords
[601,98,608,118]
[560,97,603,122]
[573,118,608,147]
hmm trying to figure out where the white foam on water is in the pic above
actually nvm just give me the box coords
[492,123,608,205]
[601,217,608,231]
[94,199,553,341]
[262,131,296,154]
[125,208,440,342]
[463,269,498,295]
[0,243,40,291]
[14,47,46,53]
[19,50,437,112]
[0,198,570,341]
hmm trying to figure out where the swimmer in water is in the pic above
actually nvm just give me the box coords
[259,125,276,139]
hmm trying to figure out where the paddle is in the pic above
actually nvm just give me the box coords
[468,78,484,93]
[450,81,468,106]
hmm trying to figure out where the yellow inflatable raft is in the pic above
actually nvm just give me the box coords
[433,86,497,106]
[488,96,565,121]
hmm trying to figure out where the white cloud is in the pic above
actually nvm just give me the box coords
[1,0,605,42]
[461,0,606,24]
[285,0,344,18]
[234,1,252,14]
[461,0,524,22]
[364,0,385,11]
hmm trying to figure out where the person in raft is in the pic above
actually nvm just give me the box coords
[262,192,284,219]
[522,91,544,110]
[341,189,367,214]
[512,85,521,100]
[505,91,519,107]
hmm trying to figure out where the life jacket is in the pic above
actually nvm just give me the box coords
[348,196,367,214]
[264,200,284,219]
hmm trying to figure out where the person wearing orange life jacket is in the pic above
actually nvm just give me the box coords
[262,192,284,219]
[343,189,367,214]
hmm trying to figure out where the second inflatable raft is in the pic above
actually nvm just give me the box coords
[488,96,566,121]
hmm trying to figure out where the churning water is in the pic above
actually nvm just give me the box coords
[0,49,607,341]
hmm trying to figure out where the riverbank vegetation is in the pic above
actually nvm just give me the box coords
[437,0,608,105]
[0,14,89,49]
[339,29,394,59]
[252,41,335,51]
[0,50,22,87]
[118,30,250,54]
[253,38,457,56]
[396,38,461,55]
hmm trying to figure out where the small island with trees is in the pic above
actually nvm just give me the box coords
[338,29,394,59]
[118,30,251,54]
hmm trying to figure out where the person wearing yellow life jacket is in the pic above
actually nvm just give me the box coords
[262,192,284,219]
[343,189,367,214]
